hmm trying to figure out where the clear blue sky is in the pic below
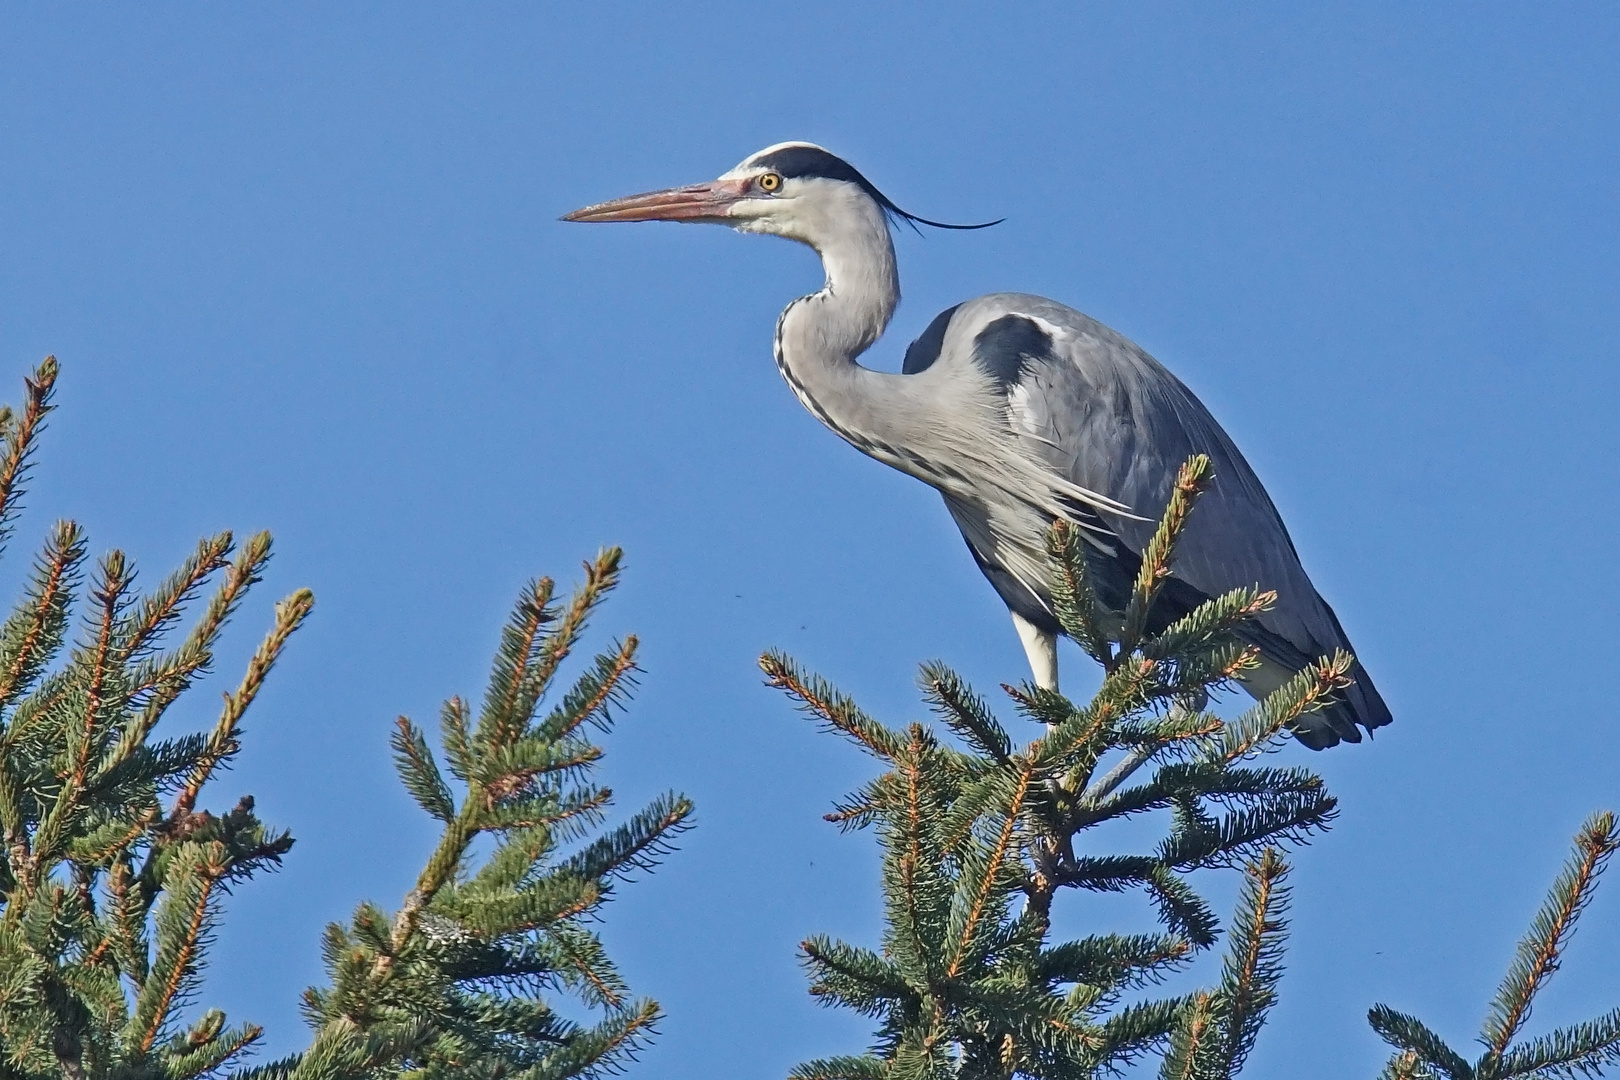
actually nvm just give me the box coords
[2,4,1617,1076]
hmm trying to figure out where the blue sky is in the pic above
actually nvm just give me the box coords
[2,4,1617,1076]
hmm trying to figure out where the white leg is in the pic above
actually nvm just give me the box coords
[1010,611,1058,691]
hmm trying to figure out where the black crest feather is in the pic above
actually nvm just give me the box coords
[749,145,1002,233]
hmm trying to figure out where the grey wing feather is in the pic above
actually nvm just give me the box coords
[926,294,1391,749]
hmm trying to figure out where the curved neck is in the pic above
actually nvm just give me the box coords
[773,194,911,456]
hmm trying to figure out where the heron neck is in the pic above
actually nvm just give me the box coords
[773,219,914,458]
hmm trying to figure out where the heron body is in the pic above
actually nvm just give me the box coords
[565,142,1392,749]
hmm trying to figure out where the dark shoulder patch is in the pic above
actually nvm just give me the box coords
[902,304,962,374]
[972,314,1053,389]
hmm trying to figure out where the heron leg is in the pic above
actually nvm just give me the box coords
[1010,611,1058,692]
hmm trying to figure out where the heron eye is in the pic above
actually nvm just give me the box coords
[757,172,782,193]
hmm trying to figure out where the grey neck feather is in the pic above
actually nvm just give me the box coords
[771,187,923,468]
[765,183,1132,611]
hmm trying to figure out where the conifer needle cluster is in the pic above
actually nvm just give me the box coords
[760,456,1341,1079]
[1369,812,1620,1080]
[0,359,692,1080]
[3,354,1614,1080]
[256,549,695,1080]
[0,358,313,1079]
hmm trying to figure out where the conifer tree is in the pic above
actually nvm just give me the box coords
[0,358,692,1080]
[761,456,1340,1079]
[251,548,695,1080]
[1368,812,1620,1080]
[0,358,312,1079]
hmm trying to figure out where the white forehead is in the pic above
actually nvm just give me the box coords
[720,141,832,179]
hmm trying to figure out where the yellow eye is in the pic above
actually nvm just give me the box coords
[757,172,782,193]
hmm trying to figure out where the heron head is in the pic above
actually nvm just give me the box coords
[561,142,998,246]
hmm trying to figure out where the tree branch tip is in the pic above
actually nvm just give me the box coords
[277,588,316,620]
[1000,683,1032,704]
[31,354,60,387]
[1579,809,1618,848]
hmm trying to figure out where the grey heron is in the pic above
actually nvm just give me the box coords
[564,142,1391,749]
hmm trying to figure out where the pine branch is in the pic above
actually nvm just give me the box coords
[126,843,228,1055]
[111,532,271,765]
[116,532,234,665]
[920,662,1011,765]
[1481,811,1618,1058]
[1379,1051,1440,1080]
[1139,587,1275,663]
[1072,995,1183,1072]
[1119,455,1212,656]
[776,455,1343,1080]
[559,792,693,883]
[802,935,913,1013]
[440,695,473,781]
[526,996,660,1080]
[939,767,1026,858]
[157,1011,263,1079]
[19,552,136,880]
[480,785,613,837]
[1209,849,1291,1076]
[1157,793,1336,871]
[0,361,340,1080]
[544,921,631,1010]
[1206,652,1355,764]
[63,551,134,805]
[1158,991,1218,1080]
[477,575,558,753]
[1494,1007,1620,1079]
[0,357,58,555]
[0,519,84,710]
[526,549,625,720]
[1368,1005,1474,1080]
[1036,933,1192,990]
[1145,867,1222,950]
[538,637,639,742]
[391,717,456,823]
[282,560,687,1080]
[761,650,906,760]
[944,758,1033,978]
[171,588,314,820]
[1362,812,1620,1080]
[824,789,883,832]
[789,1056,890,1080]
[451,873,600,937]
[1045,519,1111,664]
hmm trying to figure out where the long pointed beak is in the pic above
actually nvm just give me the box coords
[561,178,752,224]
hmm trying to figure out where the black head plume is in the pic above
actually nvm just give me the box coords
[748,144,1003,234]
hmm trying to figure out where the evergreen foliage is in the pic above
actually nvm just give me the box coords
[6,352,1614,1080]
[255,549,695,1080]
[762,456,1339,1079]
[1368,812,1620,1080]
[0,358,692,1080]
[0,358,313,1079]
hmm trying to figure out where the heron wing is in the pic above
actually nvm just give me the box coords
[923,293,1391,747]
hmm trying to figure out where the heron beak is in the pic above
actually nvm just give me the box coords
[561,178,752,224]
